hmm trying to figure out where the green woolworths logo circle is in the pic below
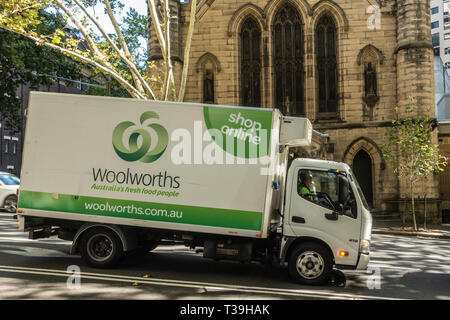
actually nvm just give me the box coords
[112,111,169,163]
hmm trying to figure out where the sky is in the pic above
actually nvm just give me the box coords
[91,0,148,34]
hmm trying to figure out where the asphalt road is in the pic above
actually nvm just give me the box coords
[0,212,449,300]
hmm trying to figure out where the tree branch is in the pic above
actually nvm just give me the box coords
[54,0,108,65]
[147,0,167,59]
[162,0,174,100]
[0,26,145,99]
[102,0,145,95]
[0,3,42,20]
[72,0,155,99]
[178,0,197,102]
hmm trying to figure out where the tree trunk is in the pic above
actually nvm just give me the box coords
[423,193,427,230]
[402,196,407,225]
[410,180,417,231]
[178,0,197,102]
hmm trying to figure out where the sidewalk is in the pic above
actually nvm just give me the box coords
[372,220,450,239]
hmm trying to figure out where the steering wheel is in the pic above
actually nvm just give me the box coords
[314,192,335,209]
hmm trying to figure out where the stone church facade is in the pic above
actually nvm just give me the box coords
[150,0,440,219]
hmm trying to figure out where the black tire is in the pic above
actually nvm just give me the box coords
[288,242,333,286]
[4,195,17,213]
[80,227,124,268]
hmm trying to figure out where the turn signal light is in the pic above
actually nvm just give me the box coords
[339,250,349,257]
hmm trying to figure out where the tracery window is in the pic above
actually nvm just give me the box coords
[273,5,304,115]
[316,15,338,116]
[241,18,261,107]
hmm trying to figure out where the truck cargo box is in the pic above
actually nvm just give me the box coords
[18,93,292,239]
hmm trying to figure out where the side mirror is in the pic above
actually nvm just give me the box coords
[335,203,344,214]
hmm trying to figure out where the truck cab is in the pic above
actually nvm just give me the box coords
[280,158,372,285]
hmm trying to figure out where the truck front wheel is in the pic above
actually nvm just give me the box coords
[288,242,333,286]
[80,227,124,268]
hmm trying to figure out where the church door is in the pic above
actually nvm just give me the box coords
[352,149,373,208]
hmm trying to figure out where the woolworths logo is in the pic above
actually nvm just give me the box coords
[112,111,169,163]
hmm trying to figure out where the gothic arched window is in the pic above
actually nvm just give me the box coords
[316,15,338,116]
[241,18,261,107]
[273,5,304,115]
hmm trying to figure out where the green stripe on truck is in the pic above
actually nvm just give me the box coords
[18,190,263,231]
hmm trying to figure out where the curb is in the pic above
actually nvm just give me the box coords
[372,228,450,239]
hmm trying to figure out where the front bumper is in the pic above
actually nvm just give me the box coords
[356,253,370,270]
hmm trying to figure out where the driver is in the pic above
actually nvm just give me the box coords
[298,171,332,209]
[298,171,314,201]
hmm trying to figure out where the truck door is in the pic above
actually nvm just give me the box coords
[286,168,362,267]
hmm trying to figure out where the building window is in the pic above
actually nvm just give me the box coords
[316,15,338,116]
[431,7,439,15]
[445,3,450,16]
[432,33,440,47]
[12,141,17,155]
[273,4,304,115]
[3,136,11,154]
[431,21,439,29]
[203,69,215,104]
[445,47,450,55]
[240,18,261,107]
[445,33,450,40]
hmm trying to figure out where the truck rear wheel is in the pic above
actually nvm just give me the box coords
[80,227,124,268]
[288,242,333,286]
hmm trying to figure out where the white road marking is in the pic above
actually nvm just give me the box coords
[0,236,69,245]
[0,244,73,257]
[0,264,403,300]
[368,263,422,272]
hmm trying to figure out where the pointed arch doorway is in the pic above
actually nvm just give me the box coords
[352,149,374,208]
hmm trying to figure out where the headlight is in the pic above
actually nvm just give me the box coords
[360,240,370,254]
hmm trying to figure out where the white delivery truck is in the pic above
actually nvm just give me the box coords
[17,92,372,285]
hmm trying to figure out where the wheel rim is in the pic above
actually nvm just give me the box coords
[296,250,325,280]
[4,197,17,213]
[87,234,114,262]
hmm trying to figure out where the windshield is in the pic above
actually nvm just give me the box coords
[348,169,370,211]
[0,174,20,185]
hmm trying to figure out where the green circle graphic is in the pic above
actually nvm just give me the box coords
[203,106,272,159]
[112,112,169,163]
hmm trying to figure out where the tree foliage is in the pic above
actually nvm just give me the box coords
[0,0,198,102]
[0,9,83,132]
[381,102,447,230]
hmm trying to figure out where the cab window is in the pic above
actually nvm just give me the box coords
[297,169,357,218]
